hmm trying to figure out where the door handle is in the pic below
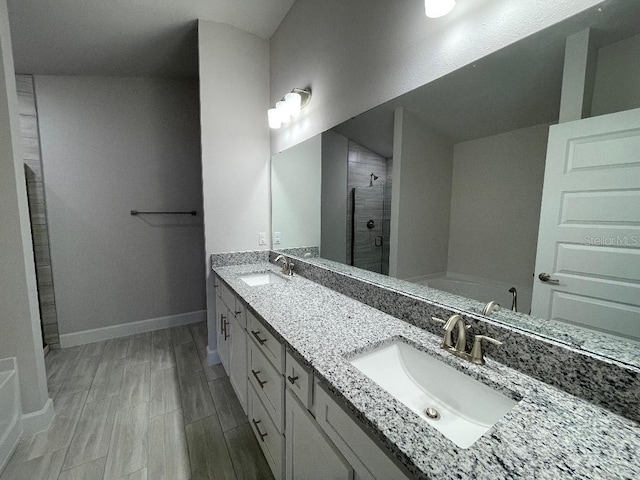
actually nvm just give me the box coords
[538,273,560,285]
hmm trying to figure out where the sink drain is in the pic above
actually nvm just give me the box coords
[425,407,441,420]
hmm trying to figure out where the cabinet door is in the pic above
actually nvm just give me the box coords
[216,297,230,372]
[285,390,353,480]
[229,314,248,413]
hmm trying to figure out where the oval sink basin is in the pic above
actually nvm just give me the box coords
[349,340,519,449]
[240,271,287,286]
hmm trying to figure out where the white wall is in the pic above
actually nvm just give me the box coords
[271,135,321,249]
[591,33,640,117]
[0,0,49,418]
[448,123,550,289]
[390,108,453,280]
[269,0,603,154]
[198,20,270,362]
[35,76,205,340]
[321,131,348,263]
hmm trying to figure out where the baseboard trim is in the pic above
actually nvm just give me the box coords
[0,416,22,475]
[207,345,221,366]
[21,397,54,434]
[59,310,206,348]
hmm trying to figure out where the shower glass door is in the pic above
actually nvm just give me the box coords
[352,185,390,274]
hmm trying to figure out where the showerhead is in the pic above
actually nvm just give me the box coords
[370,172,379,180]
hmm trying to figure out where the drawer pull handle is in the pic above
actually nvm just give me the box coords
[251,330,267,345]
[235,310,242,315]
[251,369,267,388]
[252,419,268,442]
[287,375,299,385]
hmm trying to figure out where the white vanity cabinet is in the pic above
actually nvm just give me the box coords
[214,275,248,410]
[212,273,413,480]
[285,389,353,480]
[228,312,248,411]
[215,295,231,371]
[314,380,412,480]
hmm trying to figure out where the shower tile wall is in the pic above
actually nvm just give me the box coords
[382,158,393,275]
[353,186,385,273]
[346,141,390,266]
[17,74,60,348]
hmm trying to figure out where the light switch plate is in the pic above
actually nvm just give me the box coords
[274,232,281,244]
[258,232,267,245]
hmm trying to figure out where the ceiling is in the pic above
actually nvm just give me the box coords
[7,0,295,78]
[333,0,640,157]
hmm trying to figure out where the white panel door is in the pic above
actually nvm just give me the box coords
[531,108,640,339]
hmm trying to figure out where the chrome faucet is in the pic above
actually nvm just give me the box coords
[274,254,294,276]
[482,301,501,316]
[434,314,503,365]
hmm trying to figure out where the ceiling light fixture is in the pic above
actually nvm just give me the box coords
[268,88,311,129]
[424,0,456,18]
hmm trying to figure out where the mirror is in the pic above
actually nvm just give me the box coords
[271,1,640,367]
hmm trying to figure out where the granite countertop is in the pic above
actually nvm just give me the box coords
[213,261,640,480]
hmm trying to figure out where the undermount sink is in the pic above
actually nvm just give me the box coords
[240,271,287,286]
[349,340,519,449]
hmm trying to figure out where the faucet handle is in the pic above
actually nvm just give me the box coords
[470,335,503,365]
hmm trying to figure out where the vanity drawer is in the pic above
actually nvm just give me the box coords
[220,280,236,312]
[285,350,313,410]
[248,310,284,372]
[314,380,412,480]
[233,300,246,329]
[248,383,284,479]
[249,340,285,432]
[214,274,222,299]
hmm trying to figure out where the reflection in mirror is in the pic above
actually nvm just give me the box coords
[271,135,321,257]
[271,1,640,367]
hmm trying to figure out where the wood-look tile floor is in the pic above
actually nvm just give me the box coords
[1,322,274,480]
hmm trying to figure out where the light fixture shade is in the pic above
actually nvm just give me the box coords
[424,0,456,18]
[268,108,282,129]
[276,101,291,123]
[284,92,302,118]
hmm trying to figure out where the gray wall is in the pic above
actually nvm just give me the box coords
[591,33,640,117]
[390,108,453,280]
[270,0,602,154]
[0,0,49,415]
[35,76,205,338]
[448,123,550,288]
[321,131,348,263]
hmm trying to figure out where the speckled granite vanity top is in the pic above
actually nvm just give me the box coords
[214,262,640,479]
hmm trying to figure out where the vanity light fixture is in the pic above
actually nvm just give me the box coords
[424,0,456,18]
[268,88,311,129]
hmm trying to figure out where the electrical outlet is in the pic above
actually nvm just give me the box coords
[274,232,281,244]
[258,232,267,245]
